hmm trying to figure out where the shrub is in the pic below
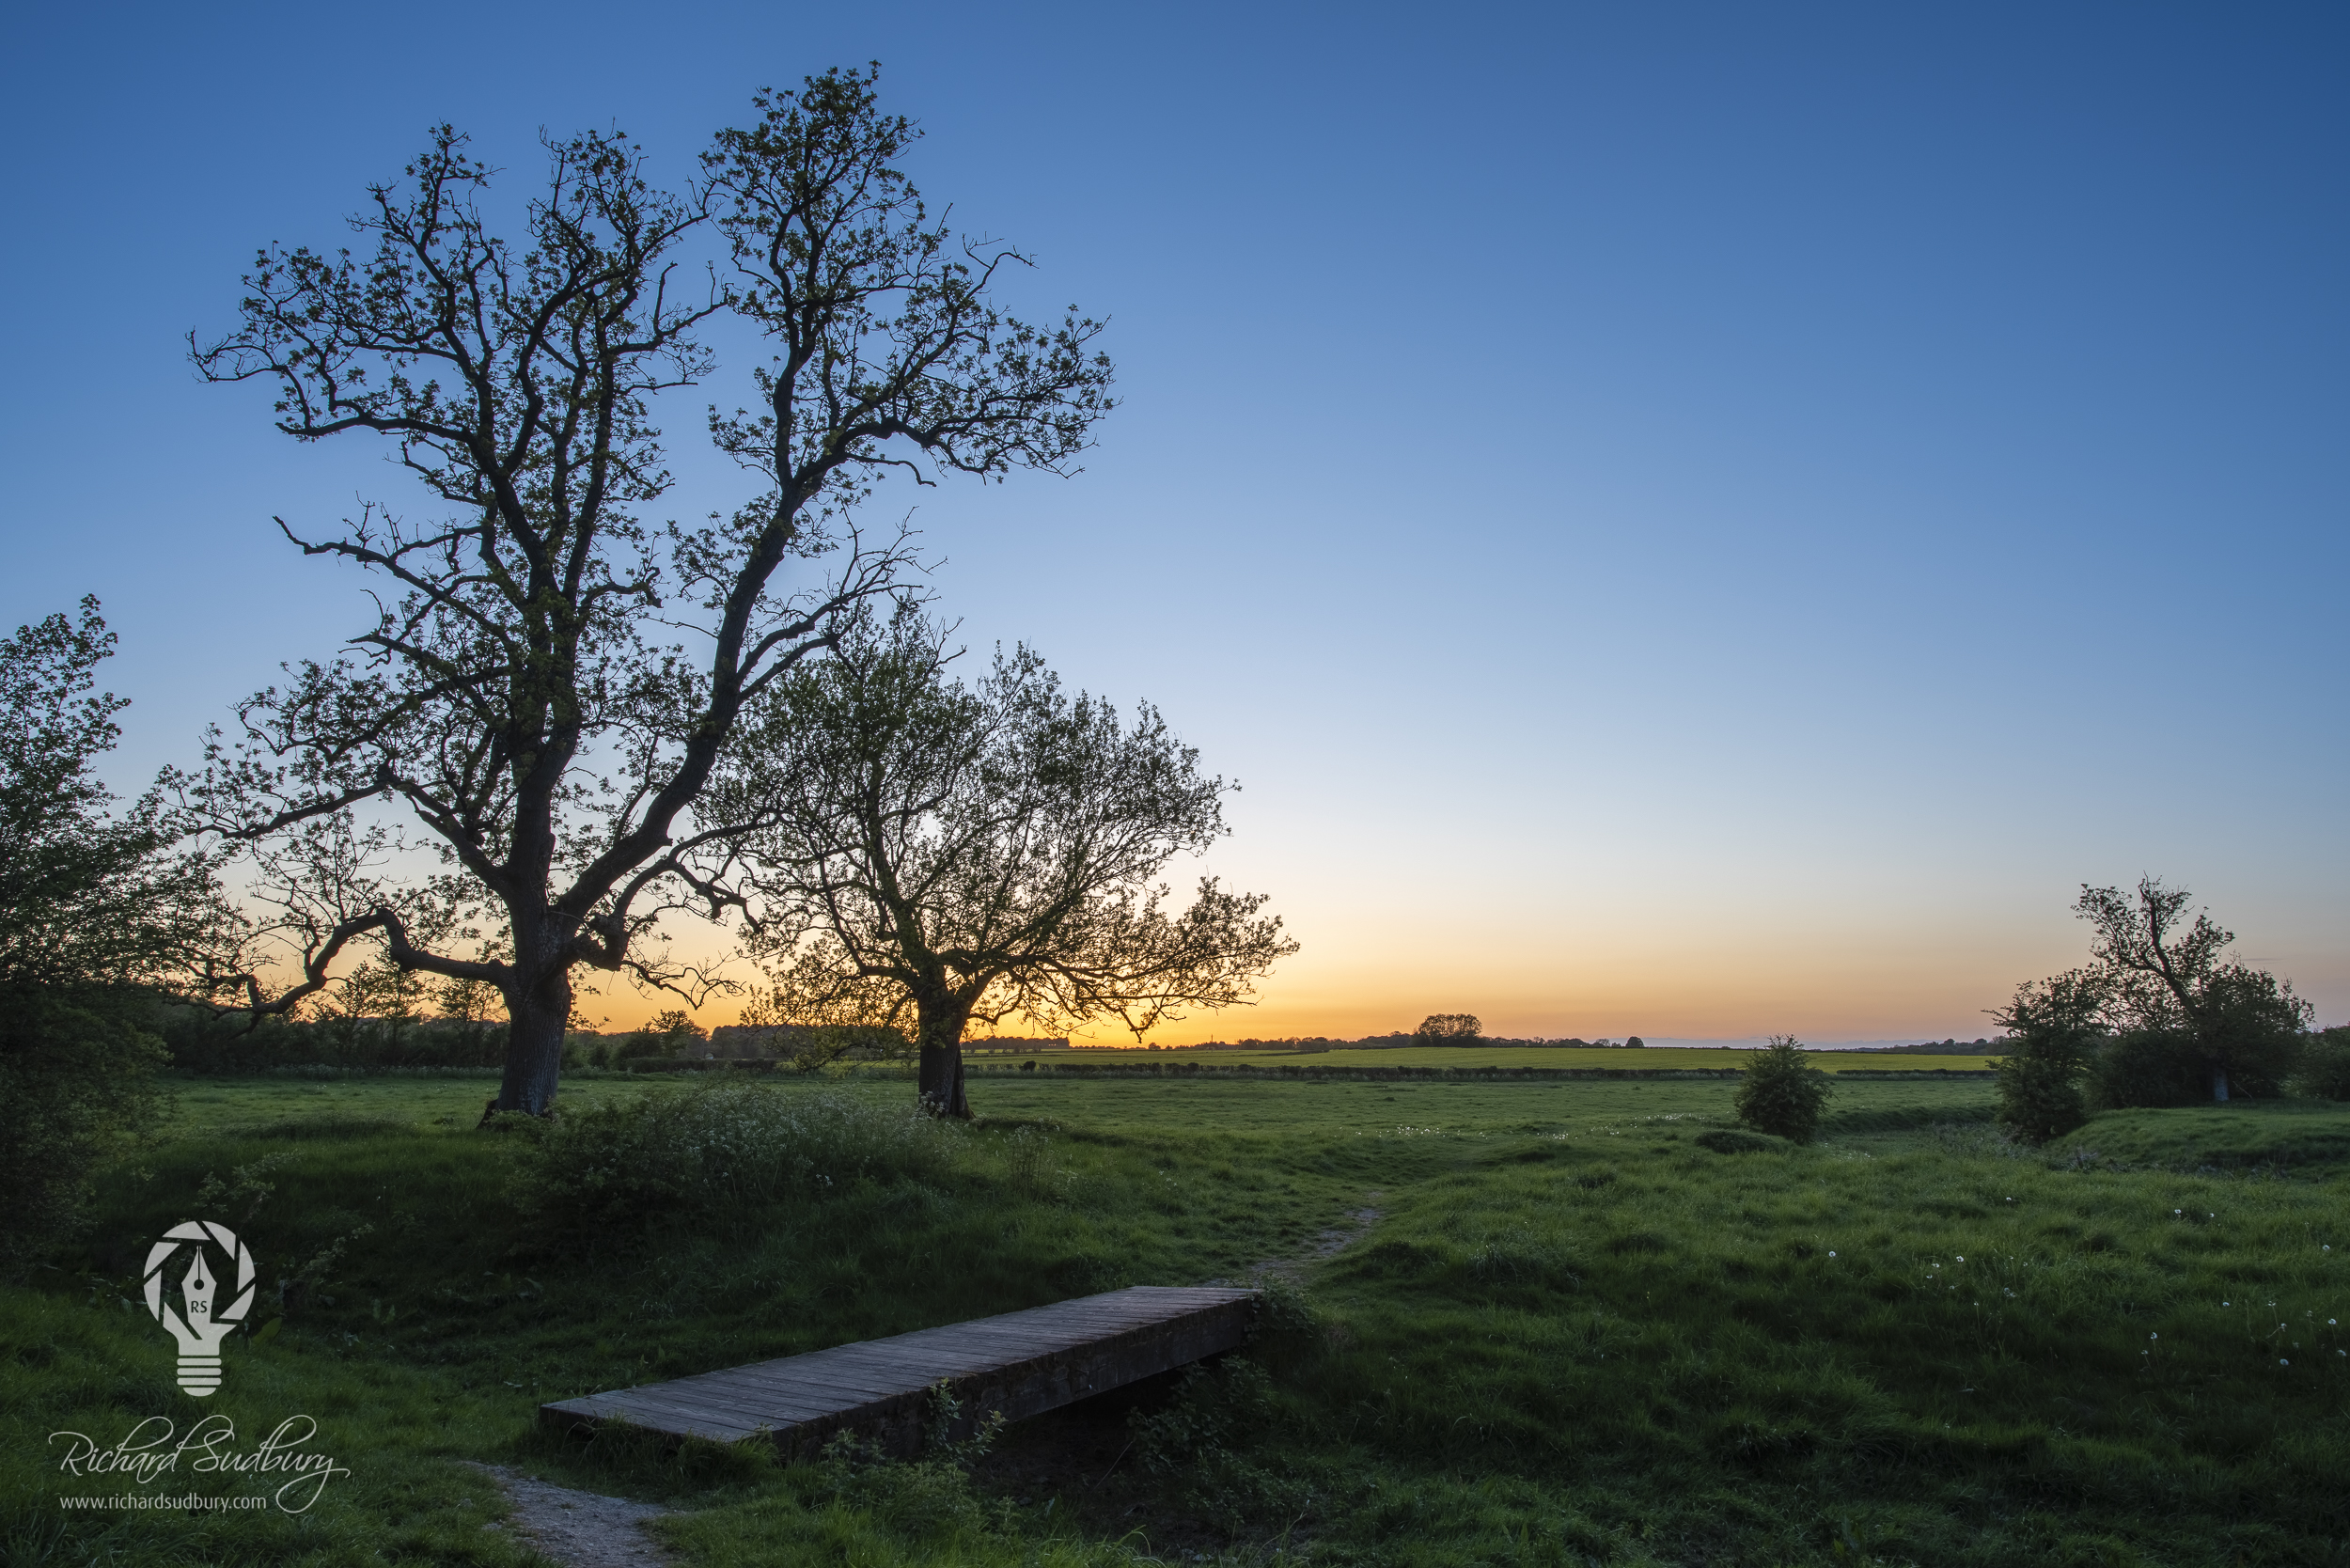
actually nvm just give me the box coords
[1990,972,2104,1144]
[0,990,168,1266]
[2083,1010,2309,1106]
[1733,1036,1832,1143]
[516,1084,961,1232]
[2289,1026,2350,1101]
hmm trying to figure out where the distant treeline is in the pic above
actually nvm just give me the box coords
[1125,1034,1653,1052]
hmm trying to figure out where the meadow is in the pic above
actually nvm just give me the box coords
[4,1070,2345,1567]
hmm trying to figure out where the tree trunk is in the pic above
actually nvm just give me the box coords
[915,992,973,1120]
[2212,1066,2230,1103]
[491,933,574,1117]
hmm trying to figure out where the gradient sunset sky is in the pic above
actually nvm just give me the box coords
[3,2,2342,1042]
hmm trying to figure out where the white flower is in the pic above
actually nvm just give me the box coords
[2280,1358,2290,1367]
[1827,1251,1836,1258]
[1955,1256,1964,1262]
[2149,1332,2158,1341]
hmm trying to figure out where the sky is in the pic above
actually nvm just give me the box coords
[2,1,2342,1043]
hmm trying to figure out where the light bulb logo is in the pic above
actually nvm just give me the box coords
[143,1221,258,1396]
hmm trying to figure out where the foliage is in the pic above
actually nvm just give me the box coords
[2291,1026,2350,1102]
[1733,1034,1834,1142]
[1414,1012,1480,1043]
[714,611,1294,1117]
[187,66,1115,1114]
[0,602,229,1265]
[2072,878,2312,1101]
[512,1083,962,1235]
[615,1008,708,1063]
[1989,969,2106,1143]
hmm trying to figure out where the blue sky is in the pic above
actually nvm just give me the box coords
[3,1,2342,1038]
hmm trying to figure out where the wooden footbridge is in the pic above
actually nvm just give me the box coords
[540,1286,1259,1457]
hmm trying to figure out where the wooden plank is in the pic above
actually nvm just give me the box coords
[540,1285,1257,1457]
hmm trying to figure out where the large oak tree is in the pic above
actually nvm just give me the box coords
[191,68,1113,1114]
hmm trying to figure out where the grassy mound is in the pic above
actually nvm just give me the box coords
[2053,1099,2350,1173]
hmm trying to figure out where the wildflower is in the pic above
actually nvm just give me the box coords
[1827,1251,1836,1258]
[2174,1209,2183,1216]
[2150,1332,2158,1341]
[2330,1320,2338,1326]
[1955,1256,1964,1262]
[2280,1358,2290,1367]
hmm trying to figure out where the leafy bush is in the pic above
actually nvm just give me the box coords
[516,1084,962,1232]
[2289,1026,2350,1101]
[1733,1036,1833,1143]
[0,991,167,1266]
[2087,1029,2303,1114]
[1990,972,2104,1144]
[1416,1012,1480,1043]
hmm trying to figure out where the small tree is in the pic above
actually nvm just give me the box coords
[1989,970,2105,1143]
[710,613,1295,1116]
[2074,879,2311,1103]
[0,602,232,1262]
[1415,1013,1480,1043]
[1734,1035,1832,1142]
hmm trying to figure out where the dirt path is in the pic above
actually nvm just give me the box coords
[1249,1191,1381,1283]
[466,1463,676,1568]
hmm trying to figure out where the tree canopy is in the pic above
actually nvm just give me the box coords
[0,602,230,1261]
[708,612,1295,1116]
[2074,878,2310,1102]
[188,68,1114,1114]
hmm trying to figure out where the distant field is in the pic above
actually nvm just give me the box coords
[990,1044,1998,1072]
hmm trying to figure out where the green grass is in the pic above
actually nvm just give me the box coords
[5,1072,2346,1566]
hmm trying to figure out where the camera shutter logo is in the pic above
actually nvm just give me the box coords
[143,1221,258,1395]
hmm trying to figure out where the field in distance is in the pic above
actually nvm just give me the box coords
[989,1044,1998,1072]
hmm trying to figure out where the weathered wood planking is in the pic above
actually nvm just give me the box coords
[540,1285,1258,1456]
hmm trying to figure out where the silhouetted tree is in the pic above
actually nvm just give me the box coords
[709,613,1294,1117]
[1416,1013,1480,1043]
[189,68,1114,1115]
[2075,879,2310,1102]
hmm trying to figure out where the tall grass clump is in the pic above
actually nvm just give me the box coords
[518,1083,963,1232]
[1734,1035,1832,1142]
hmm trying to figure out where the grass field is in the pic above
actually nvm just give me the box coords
[5,1071,2345,1566]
